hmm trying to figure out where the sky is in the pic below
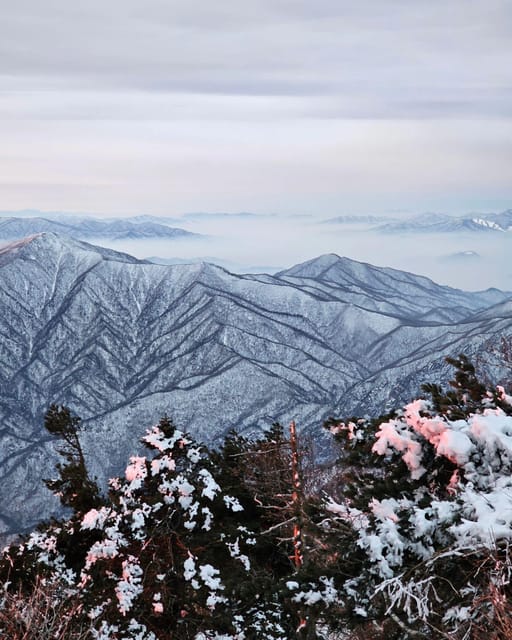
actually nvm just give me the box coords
[1,0,512,217]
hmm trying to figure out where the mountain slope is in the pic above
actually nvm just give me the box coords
[0,234,511,536]
[276,254,508,320]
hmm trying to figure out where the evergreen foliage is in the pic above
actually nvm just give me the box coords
[44,404,103,514]
[1,417,315,639]
[2,357,512,638]
[321,355,512,637]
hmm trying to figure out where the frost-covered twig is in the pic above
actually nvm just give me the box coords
[373,573,440,621]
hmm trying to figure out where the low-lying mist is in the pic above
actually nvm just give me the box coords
[89,215,511,292]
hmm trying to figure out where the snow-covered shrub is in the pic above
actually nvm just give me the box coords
[322,356,512,638]
[0,417,298,639]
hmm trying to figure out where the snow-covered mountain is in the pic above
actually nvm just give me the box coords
[1,233,511,536]
[473,209,512,231]
[0,216,200,241]
[375,209,512,233]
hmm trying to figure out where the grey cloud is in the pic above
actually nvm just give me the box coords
[0,0,511,119]
[1,0,511,218]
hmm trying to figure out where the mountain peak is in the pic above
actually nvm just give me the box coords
[273,251,507,320]
[0,232,145,266]
[277,253,405,284]
[276,253,344,277]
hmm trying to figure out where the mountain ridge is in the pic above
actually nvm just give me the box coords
[0,233,511,536]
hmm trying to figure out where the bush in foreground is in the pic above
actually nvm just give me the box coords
[3,356,512,638]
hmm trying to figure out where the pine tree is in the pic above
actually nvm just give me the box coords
[44,404,103,514]
[212,424,336,639]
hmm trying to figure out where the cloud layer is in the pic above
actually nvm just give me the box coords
[1,0,511,214]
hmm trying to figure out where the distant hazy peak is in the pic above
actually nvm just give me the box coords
[322,215,394,225]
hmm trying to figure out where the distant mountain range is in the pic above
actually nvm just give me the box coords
[322,209,512,233]
[0,210,184,225]
[182,211,274,220]
[0,233,511,536]
[0,216,201,241]
[3,208,512,237]
[322,215,396,225]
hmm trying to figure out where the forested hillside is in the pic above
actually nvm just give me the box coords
[1,233,511,538]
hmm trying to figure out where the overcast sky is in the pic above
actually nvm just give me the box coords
[1,0,511,216]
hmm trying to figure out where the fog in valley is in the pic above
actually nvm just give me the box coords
[91,213,512,292]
